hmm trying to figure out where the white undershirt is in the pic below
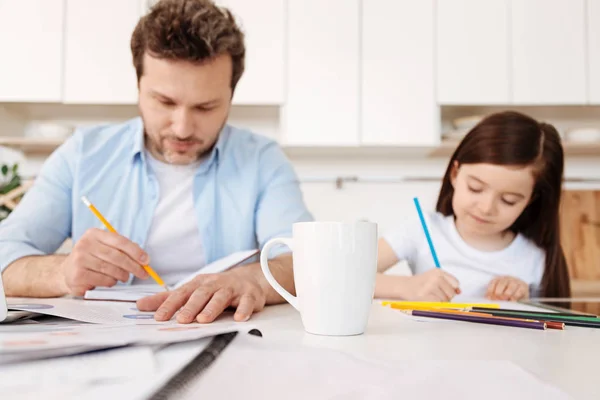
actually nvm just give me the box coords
[383,211,545,298]
[134,150,206,286]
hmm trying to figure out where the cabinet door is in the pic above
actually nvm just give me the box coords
[511,0,586,104]
[436,0,509,105]
[362,0,439,146]
[63,0,141,104]
[217,0,285,105]
[588,0,600,104]
[0,0,64,102]
[283,0,360,146]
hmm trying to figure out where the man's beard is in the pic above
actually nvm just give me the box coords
[141,117,227,164]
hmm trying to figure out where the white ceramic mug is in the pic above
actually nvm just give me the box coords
[260,221,378,336]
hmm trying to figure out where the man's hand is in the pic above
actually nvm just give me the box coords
[137,267,266,324]
[486,275,529,301]
[406,269,461,302]
[59,228,150,296]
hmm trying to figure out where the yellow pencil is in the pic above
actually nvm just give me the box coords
[387,304,469,312]
[381,301,500,309]
[81,196,169,291]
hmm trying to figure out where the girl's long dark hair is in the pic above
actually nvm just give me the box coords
[436,111,570,298]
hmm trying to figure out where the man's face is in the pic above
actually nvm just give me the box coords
[138,53,233,165]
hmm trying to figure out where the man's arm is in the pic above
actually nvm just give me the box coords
[2,255,67,297]
[0,135,77,296]
[4,228,151,298]
[254,142,314,258]
[244,253,295,304]
[0,142,75,267]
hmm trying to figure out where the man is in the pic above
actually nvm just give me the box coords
[0,0,312,324]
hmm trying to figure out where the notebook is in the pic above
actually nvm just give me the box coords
[84,249,259,302]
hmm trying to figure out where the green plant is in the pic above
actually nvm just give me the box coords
[0,163,22,222]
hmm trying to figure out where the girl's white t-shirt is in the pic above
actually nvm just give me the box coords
[382,211,545,298]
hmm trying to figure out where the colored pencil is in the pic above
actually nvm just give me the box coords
[413,197,441,268]
[471,306,598,318]
[81,196,169,291]
[388,304,470,312]
[399,308,564,330]
[382,301,500,309]
[469,309,600,322]
[460,310,565,330]
[403,310,547,330]
[467,309,600,328]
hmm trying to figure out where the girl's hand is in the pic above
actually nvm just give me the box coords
[407,269,461,302]
[486,276,529,301]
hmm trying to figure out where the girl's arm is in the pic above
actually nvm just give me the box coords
[375,238,460,301]
[377,238,400,273]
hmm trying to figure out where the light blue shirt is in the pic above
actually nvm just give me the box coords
[0,117,313,277]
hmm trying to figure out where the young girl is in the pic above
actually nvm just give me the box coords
[376,111,571,302]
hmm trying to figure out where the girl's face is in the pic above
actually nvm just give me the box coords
[450,162,536,237]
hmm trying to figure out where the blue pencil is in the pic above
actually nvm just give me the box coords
[413,197,441,269]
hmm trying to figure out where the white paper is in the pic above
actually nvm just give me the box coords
[0,339,212,400]
[83,285,163,302]
[181,334,570,400]
[6,296,254,328]
[0,316,254,355]
[8,296,158,324]
[82,249,259,302]
[82,339,212,400]
[0,346,156,389]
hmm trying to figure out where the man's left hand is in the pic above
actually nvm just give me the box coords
[136,268,267,324]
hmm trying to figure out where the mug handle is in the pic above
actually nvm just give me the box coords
[260,238,298,311]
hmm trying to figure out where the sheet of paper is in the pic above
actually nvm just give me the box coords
[82,249,259,301]
[181,334,570,400]
[0,346,156,389]
[8,296,159,324]
[82,339,212,400]
[0,316,254,355]
[13,339,212,400]
[83,285,163,302]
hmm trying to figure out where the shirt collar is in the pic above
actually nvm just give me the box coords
[131,117,228,170]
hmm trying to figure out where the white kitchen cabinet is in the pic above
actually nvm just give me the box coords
[283,0,360,146]
[511,0,586,104]
[0,0,64,102]
[436,0,510,105]
[63,0,141,104]
[361,0,439,146]
[588,0,600,104]
[216,0,285,105]
[300,180,441,236]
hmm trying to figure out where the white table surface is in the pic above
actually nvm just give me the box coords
[246,301,600,400]
[3,300,598,399]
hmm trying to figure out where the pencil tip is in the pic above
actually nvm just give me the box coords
[81,196,91,206]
